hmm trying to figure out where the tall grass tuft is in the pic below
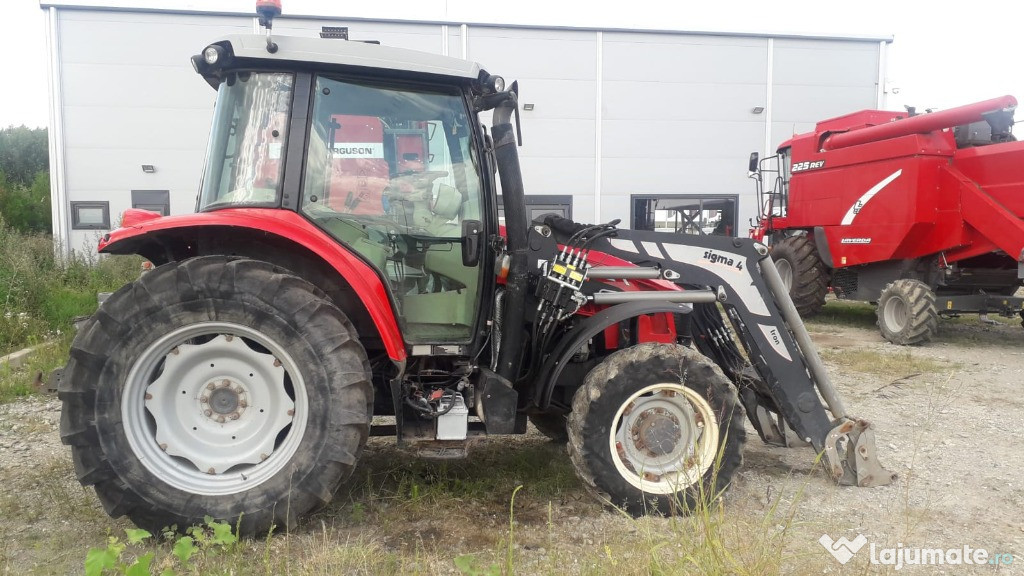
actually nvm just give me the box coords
[0,217,140,400]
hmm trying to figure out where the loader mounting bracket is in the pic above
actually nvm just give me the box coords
[824,418,897,487]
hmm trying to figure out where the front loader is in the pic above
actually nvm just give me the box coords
[58,1,893,535]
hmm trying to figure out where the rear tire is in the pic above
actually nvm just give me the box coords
[877,279,938,345]
[771,235,829,317]
[566,343,745,516]
[59,256,372,535]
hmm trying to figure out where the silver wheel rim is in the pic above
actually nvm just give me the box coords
[122,322,307,496]
[609,383,719,495]
[883,296,908,332]
[776,258,794,291]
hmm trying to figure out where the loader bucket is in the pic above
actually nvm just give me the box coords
[824,418,897,487]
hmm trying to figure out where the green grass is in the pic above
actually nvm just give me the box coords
[0,335,72,403]
[818,347,953,377]
[0,219,141,402]
[0,219,141,356]
[804,299,877,330]
[1,434,814,575]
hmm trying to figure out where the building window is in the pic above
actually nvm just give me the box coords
[70,201,111,230]
[497,194,573,224]
[631,195,738,237]
[131,190,170,216]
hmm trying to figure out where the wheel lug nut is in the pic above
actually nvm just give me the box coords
[229,412,240,420]
[239,400,248,408]
[217,415,226,423]
[204,409,213,417]
[207,383,216,391]
[200,395,209,404]
[221,379,231,387]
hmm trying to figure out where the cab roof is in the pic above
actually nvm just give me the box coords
[207,34,483,81]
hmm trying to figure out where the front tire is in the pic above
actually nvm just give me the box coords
[59,257,372,535]
[566,343,745,515]
[771,235,829,317]
[877,279,938,345]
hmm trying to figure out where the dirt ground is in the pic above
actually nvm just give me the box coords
[735,313,1024,574]
[1,308,1021,574]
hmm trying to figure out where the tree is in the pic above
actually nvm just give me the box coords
[0,170,51,233]
[0,127,50,232]
[0,126,49,187]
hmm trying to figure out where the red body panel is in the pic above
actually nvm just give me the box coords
[575,250,682,347]
[100,208,407,361]
[767,96,1024,270]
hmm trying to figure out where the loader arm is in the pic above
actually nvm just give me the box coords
[595,229,896,487]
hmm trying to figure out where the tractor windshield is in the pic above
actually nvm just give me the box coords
[197,72,294,210]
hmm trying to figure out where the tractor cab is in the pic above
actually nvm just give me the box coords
[191,34,508,345]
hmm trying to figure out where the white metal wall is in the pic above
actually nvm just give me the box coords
[46,7,885,253]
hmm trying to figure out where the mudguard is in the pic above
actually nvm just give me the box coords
[534,301,694,409]
[100,208,406,361]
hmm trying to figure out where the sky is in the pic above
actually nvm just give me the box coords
[6,0,1024,129]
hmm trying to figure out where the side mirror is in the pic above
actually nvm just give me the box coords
[748,152,760,173]
[461,219,482,267]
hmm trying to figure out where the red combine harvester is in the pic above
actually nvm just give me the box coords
[750,95,1024,344]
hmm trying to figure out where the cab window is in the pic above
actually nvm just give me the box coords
[301,76,485,343]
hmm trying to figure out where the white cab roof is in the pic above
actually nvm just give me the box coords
[220,34,482,80]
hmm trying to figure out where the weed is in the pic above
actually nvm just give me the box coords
[0,219,140,359]
[505,484,523,574]
[84,528,153,576]
[84,518,239,576]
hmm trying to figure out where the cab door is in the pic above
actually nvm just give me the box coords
[299,75,488,344]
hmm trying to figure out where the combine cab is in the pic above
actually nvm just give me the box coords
[751,95,1024,344]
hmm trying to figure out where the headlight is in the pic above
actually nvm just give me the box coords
[203,46,223,65]
[488,75,505,93]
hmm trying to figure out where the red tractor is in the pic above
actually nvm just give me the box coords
[751,96,1024,344]
[59,3,892,536]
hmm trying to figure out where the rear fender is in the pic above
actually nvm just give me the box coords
[100,209,406,361]
[533,301,693,410]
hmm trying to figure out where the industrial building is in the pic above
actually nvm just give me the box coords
[42,1,891,253]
